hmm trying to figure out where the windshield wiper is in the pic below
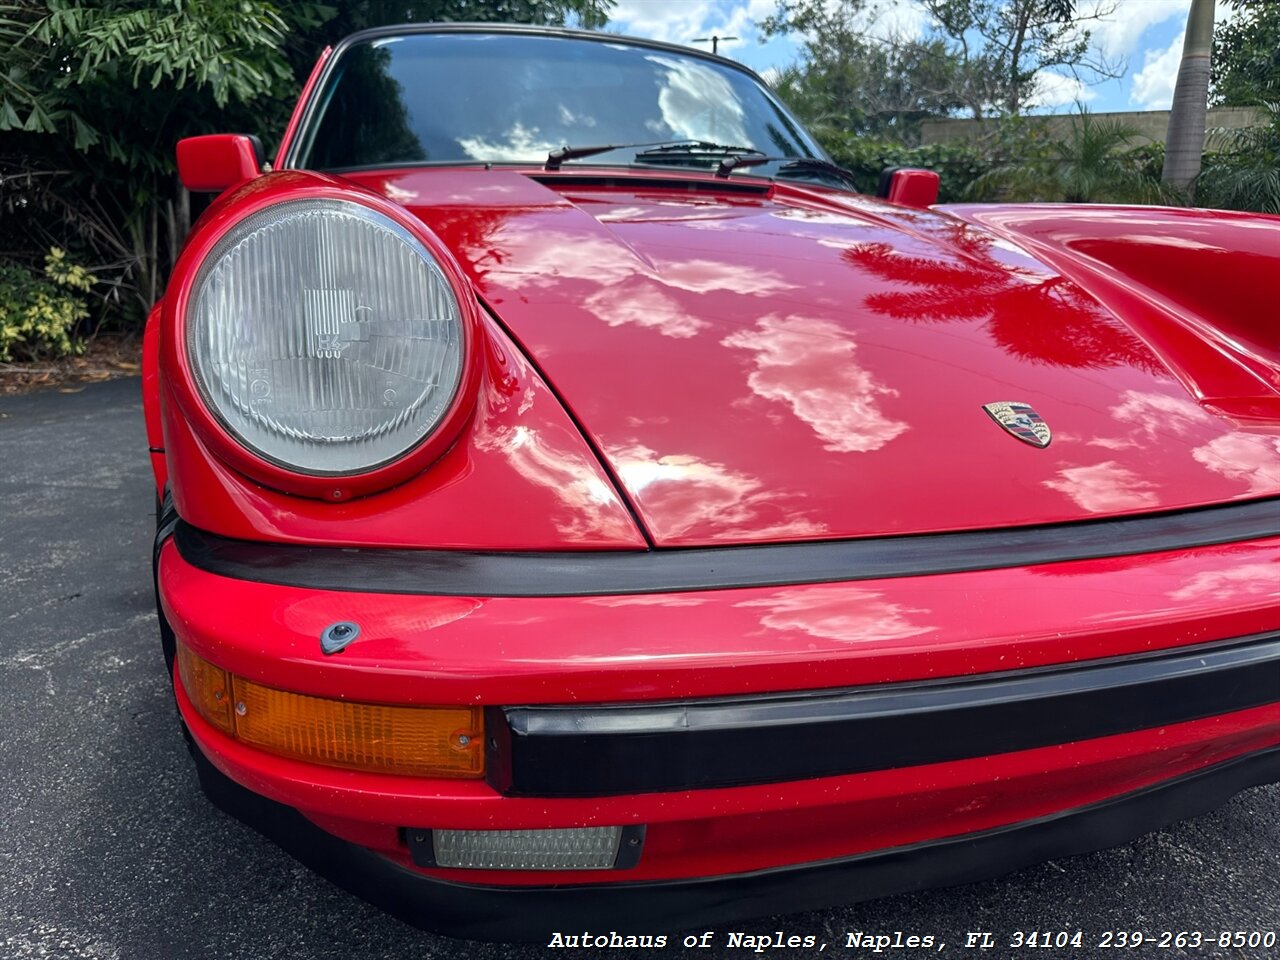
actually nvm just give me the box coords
[634,142,764,158]
[546,139,723,170]
[544,141,842,184]
[716,154,860,190]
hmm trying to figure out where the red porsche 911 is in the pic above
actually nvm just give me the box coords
[146,23,1280,940]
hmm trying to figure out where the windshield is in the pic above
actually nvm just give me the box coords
[295,32,824,177]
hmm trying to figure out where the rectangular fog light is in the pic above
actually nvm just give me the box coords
[408,825,645,871]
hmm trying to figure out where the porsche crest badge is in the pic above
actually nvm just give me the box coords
[983,401,1051,447]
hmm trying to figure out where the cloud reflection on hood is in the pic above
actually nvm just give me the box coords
[1191,434,1280,494]
[736,586,933,643]
[1169,561,1280,603]
[722,314,908,453]
[1043,461,1161,512]
[610,441,827,541]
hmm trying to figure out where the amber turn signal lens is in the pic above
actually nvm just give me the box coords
[177,643,234,734]
[177,643,483,778]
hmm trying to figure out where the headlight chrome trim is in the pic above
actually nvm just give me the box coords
[162,171,484,501]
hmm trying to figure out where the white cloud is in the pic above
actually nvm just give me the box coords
[609,0,717,46]
[609,0,926,61]
[609,0,773,54]
[1130,2,1238,110]
[1131,28,1184,110]
[1078,0,1189,60]
[856,0,929,43]
[704,0,775,54]
[1026,70,1096,110]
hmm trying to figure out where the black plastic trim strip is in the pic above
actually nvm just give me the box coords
[188,741,1280,941]
[153,489,180,673]
[494,633,1280,796]
[529,173,770,194]
[175,494,1280,598]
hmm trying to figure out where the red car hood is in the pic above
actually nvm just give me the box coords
[350,169,1280,546]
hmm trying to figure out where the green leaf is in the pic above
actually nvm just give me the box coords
[71,113,99,150]
[0,97,20,129]
[22,101,52,132]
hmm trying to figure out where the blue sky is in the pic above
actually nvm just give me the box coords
[605,1,1237,114]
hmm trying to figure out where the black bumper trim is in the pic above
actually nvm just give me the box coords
[189,742,1280,942]
[173,495,1280,598]
[492,633,1280,797]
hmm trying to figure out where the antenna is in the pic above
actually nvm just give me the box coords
[691,34,738,55]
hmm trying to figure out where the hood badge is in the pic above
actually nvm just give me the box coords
[983,402,1051,448]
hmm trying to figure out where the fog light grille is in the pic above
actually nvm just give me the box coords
[408,826,645,870]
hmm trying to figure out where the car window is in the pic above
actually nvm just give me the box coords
[297,33,822,174]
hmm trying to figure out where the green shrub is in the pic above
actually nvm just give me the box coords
[0,249,96,362]
[1196,99,1280,214]
[813,131,992,203]
[965,113,1166,204]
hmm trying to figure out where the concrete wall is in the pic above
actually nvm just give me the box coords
[919,106,1265,146]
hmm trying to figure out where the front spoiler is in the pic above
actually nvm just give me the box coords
[190,739,1280,942]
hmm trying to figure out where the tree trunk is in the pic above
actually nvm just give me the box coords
[1162,0,1216,195]
[148,202,158,307]
[177,182,191,246]
[1007,1,1033,115]
[166,198,177,278]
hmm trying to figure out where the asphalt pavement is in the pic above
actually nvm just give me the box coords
[1,377,1278,960]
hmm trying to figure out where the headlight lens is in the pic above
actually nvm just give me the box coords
[186,198,464,476]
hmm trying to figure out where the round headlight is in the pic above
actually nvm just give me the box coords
[186,198,464,476]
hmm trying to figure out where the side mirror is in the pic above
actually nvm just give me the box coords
[875,167,940,209]
[177,134,265,193]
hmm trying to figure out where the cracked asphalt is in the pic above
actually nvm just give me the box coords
[2,378,1278,959]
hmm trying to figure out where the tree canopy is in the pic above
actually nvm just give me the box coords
[761,2,969,139]
[0,0,612,328]
[763,0,1123,137]
[1211,0,1280,107]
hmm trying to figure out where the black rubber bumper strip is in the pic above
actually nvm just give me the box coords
[173,495,1280,597]
[188,741,1280,942]
[490,633,1280,796]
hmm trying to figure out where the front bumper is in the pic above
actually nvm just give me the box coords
[189,739,1280,941]
[158,515,1280,938]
